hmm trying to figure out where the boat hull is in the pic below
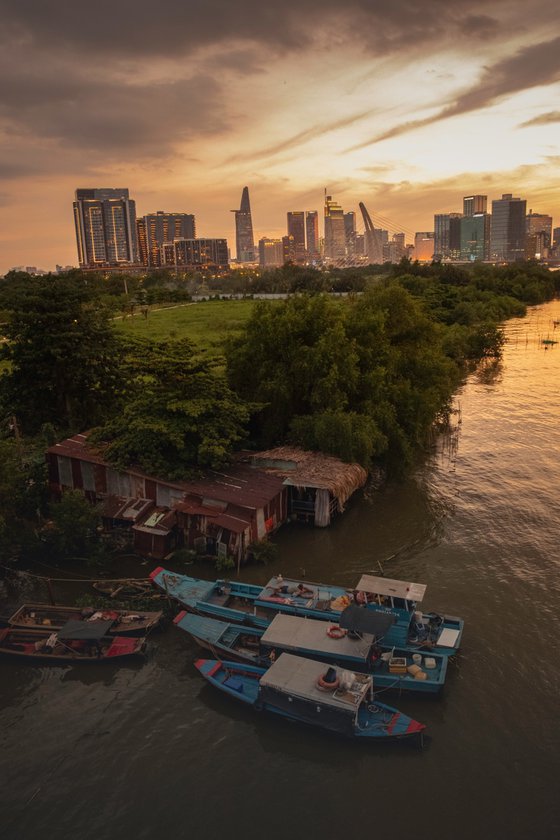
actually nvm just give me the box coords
[195,657,425,742]
[176,612,447,694]
[0,628,146,663]
[153,567,463,657]
[8,604,162,637]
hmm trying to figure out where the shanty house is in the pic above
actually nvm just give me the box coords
[46,434,287,563]
[248,447,368,527]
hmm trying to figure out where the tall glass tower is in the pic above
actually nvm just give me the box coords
[232,187,255,262]
[490,194,527,262]
[287,211,306,262]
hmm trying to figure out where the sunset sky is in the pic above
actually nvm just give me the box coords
[1,0,559,272]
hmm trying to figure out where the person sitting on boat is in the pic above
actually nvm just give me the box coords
[271,582,314,598]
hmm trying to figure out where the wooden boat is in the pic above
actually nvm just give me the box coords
[176,611,447,694]
[195,653,426,743]
[92,579,164,600]
[151,567,463,656]
[0,621,146,663]
[8,603,162,637]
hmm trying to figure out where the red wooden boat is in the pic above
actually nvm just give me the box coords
[0,621,146,663]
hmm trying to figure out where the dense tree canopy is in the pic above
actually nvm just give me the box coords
[226,286,461,469]
[0,275,123,434]
[93,338,250,478]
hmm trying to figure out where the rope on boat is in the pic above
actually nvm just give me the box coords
[0,562,152,584]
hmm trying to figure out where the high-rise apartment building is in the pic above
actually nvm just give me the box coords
[463,195,487,217]
[460,213,491,261]
[324,194,346,260]
[287,212,306,262]
[305,211,320,258]
[434,213,462,260]
[174,239,229,270]
[137,211,196,267]
[525,211,553,259]
[232,187,255,262]
[490,194,527,262]
[258,238,284,268]
[73,188,139,268]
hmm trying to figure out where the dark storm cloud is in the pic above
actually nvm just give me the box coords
[0,160,42,179]
[0,55,227,161]
[0,0,555,171]
[519,111,560,128]
[0,0,501,58]
[350,35,560,149]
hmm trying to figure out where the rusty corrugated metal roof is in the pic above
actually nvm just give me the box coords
[48,434,286,510]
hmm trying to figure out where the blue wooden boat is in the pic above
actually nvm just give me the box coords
[151,566,463,656]
[195,653,426,743]
[176,611,448,694]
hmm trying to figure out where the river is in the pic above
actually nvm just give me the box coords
[2,300,560,839]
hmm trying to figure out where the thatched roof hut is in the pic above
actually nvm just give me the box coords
[249,447,368,527]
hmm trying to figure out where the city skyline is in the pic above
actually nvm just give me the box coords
[1,0,559,273]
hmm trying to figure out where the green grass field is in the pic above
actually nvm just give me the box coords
[114,299,265,356]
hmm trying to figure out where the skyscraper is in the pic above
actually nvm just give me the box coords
[73,188,139,268]
[287,212,306,262]
[344,211,356,258]
[463,195,487,216]
[490,194,527,262]
[305,211,320,258]
[324,194,346,260]
[137,211,196,267]
[460,213,491,261]
[434,213,462,260]
[232,186,255,262]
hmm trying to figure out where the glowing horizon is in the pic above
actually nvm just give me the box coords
[0,1,559,272]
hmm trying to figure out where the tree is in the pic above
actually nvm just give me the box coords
[226,289,461,471]
[0,275,124,434]
[93,338,250,478]
[42,490,106,563]
[0,437,47,558]
[226,295,361,448]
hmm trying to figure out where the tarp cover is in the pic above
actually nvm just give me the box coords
[58,619,113,640]
[355,575,426,602]
[339,605,395,636]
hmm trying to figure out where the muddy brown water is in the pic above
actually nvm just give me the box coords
[2,301,560,839]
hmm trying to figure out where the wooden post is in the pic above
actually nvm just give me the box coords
[45,578,56,606]
[12,415,24,466]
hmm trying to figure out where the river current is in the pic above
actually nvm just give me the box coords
[1,300,560,839]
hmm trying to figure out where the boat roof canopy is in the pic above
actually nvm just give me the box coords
[356,575,426,603]
[260,652,371,712]
[58,619,113,640]
[261,613,374,659]
[339,605,395,636]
